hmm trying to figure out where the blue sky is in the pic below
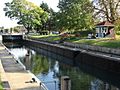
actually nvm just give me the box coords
[0,0,59,28]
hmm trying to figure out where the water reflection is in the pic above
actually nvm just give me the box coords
[4,42,120,90]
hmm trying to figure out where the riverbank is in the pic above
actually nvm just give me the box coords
[0,42,46,90]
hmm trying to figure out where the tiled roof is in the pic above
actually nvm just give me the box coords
[96,21,114,26]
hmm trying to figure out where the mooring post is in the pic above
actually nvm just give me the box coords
[61,76,71,90]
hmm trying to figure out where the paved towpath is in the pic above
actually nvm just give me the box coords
[0,43,46,90]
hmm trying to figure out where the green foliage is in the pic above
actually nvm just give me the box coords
[31,54,49,75]
[13,27,19,33]
[95,39,120,48]
[60,66,94,90]
[68,37,120,48]
[4,0,48,34]
[40,2,49,12]
[39,2,56,33]
[56,0,94,32]
[114,19,120,34]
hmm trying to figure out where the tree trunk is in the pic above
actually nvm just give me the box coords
[25,27,31,34]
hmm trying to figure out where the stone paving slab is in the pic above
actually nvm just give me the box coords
[0,59,7,82]
[0,43,45,90]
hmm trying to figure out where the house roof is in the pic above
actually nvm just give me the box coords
[96,21,114,27]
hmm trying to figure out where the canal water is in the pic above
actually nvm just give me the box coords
[4,42,120,90]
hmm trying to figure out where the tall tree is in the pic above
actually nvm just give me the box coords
[40,1,49,13]
[93,0,120,23]
[4,0,48,34]
[40,2,56,33]
[57,0,94,32]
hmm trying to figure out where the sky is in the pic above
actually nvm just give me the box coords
[0,0,59,28]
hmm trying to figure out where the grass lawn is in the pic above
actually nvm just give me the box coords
[67,35,120,48]
[29,34,57,38]
[28,34,120,48]
[28,34,61,42]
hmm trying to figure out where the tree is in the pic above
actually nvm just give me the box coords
[12,26,24,33]
[114,18,120,33]
[93,0,120,23]
[4,0,48,34]
[57,0,94,32]
[39,2,56,34]
[0,26,4,33]
[40,1,49,13]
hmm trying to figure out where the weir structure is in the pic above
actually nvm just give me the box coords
[2,34,23,42]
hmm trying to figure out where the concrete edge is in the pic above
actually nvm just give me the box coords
[27,70,48,90]
[0,59,11,90]
[0,59,7,81]
[1,42,48,90]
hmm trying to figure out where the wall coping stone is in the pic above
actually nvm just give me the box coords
[63,42,120,55]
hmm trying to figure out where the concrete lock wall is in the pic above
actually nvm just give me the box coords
[75,51,120,74]
[23,40,120,74]
[63,42,120,56]
[24,40,80,60]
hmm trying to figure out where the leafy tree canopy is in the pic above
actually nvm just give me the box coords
[93,0,120,33]
[4,0,48,34]
[39,2,56,33]
[56,0,94,32]
[93,0,120,23]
